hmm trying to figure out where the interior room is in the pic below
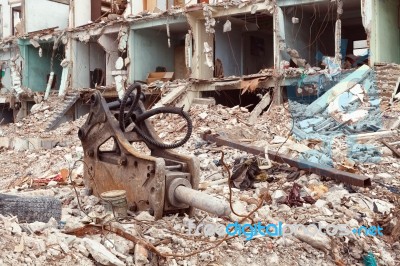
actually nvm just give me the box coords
[19,41,64,92]
[72,36,115,89]
[281,0,368,67]
[214,13,274,77]
[132,21,190,82]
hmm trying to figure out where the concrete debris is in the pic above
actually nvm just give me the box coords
[294,231,331,252]
[223,20,232,32]
[135,211,155,222]
[286,48,307,68]
[134,244,149,266]
[0,92,398,265]
[272,190,287,203]
[305,65,372,115]
[84,238,125,266]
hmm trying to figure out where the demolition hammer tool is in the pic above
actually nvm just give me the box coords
[79,83,231,219]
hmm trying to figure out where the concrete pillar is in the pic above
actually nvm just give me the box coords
[273,6,285,104]
[187,15,213,80]
[98,34,120,86]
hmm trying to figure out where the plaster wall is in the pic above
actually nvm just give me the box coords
[72,0,91,27]
[97,33,120,86]
[24,0,69,33]
[71,40,90,88]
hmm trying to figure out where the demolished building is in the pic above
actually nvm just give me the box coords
[0,0,398,124]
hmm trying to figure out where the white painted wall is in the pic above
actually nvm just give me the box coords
[132,0,144,14]
[24,0,69,33]
[73,0,91,27]
[156,0,167,10]
[0,0,15,38]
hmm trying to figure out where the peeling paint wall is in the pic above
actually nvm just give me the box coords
[187,16,213,80]
[0,48,19,91]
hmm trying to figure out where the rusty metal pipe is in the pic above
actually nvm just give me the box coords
[173,186,231,217]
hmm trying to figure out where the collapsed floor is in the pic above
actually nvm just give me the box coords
[0,65,399,265]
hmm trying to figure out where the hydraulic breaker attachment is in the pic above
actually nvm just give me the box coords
[78,84,231,219]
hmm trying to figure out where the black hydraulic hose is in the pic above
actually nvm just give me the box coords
[119,84,192,149]
[119,83,142,131]
[134,106,193,149]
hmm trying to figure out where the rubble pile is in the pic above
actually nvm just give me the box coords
[0,92,86,140]
[0,81,399,265]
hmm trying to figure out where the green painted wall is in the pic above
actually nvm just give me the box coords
[374,0,400,64]
[19,41,64,92]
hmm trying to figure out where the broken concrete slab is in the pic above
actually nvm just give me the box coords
[152,83,188,109]
[305,65,372,116]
